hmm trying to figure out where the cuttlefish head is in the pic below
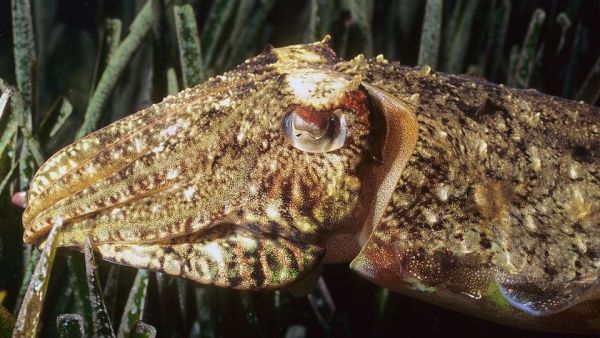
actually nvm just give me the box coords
[22,39,417,289]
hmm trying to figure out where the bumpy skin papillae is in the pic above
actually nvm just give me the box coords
[23,40,600,332]
[344,58,600,331]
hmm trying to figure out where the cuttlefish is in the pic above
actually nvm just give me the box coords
[22,39,600,333]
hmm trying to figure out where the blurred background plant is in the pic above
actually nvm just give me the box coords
[0,0,598,337]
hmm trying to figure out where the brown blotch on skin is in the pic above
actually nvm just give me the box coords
[339,90,370,125]
[473,181,516,222]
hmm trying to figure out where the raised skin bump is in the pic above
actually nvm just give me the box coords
[23,40,600,333]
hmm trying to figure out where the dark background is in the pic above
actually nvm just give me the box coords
[0,1,599,337]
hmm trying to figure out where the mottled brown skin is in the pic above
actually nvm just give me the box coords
[23,40,600,332]
[347,58,600,332]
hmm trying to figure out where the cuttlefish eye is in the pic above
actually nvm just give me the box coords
[282,106,347,153]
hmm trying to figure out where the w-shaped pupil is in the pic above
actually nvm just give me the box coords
[282,106,347,153]
[291,111,331,139]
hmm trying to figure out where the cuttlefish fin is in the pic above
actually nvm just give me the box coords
[494,271,600,316]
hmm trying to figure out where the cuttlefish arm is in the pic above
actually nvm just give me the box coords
[22,39,600,333]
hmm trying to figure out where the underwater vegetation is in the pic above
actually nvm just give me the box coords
[0,0,598,337]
